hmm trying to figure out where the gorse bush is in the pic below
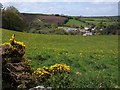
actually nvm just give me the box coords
[32,64,72,89]
[32,66,51,82]
[50,64,70,74]
[2,34,26,64]
[43,73,73,89]
[1,34,38,89]
[32,64,70,82]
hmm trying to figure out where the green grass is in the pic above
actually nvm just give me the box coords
[65,19,86,27]
[65,18,117,27]
[1,28,118,88]
[80,17,117,26]
[80,17,110,22]
[86,21,117,26]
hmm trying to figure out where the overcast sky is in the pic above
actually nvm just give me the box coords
[1,0,119,16]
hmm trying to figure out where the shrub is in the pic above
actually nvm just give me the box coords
[50,64,70,74]
[32,64,70,83]
[32,64,71,89]
[43,73,73,89]
[1,34,26,65]
[2,6,27,31]
[1,34,37,90]
[32,66,51,83]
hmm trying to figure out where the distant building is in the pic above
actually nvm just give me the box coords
[58,26,95,36]
[58,27,78,32]
[84,27,89,30]
[92,27,96,31]
[82,26,93,36]
[100,29,103,31]
[83,31,92,36]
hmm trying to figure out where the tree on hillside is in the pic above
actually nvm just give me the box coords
[104,23,120,35]
[2,6,27,31]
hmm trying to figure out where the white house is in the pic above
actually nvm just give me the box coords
[58,27,78,32]
[83,31,92,36]
[84,27,89,30]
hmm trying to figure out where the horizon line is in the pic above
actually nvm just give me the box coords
[21,12,119,17]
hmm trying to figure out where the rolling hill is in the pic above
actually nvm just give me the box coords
[22,13,68,25]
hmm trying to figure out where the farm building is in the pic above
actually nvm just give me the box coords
[83,31,93,36]
[58,26,95,36]
[58,27,78,32]
[82,26,97,36]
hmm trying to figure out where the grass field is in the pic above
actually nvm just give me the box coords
[85,21,116,26]
[81,17,117,26]
[65,18,117,27]
[1,28,118,88]
[80,17,111,22]
[65,19,86,27]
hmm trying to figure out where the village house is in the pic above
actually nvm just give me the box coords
[81,26,94,36]
[58,26,96,36]
[58,27,78,32]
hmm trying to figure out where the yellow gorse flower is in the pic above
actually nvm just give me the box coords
[33,64,70,81]
[15,41,25,47]
[9,34,25,47]
[12,34,15,40]
[50,64,70,74]
[1,35,26,63]
[33,67,50,81]
[1,42,12,47]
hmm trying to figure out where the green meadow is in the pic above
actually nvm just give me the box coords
[65,18,117,27]
[65,19,86,27]
[1,28,118,88]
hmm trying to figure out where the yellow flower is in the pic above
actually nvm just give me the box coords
[12,34,15,40]
[76,72,82,75]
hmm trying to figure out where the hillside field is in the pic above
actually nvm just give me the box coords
[1,28,118,88]
[65,17,117,27]
[65,19,86,27]
[22,13,117,28]
[22,13,68,25]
